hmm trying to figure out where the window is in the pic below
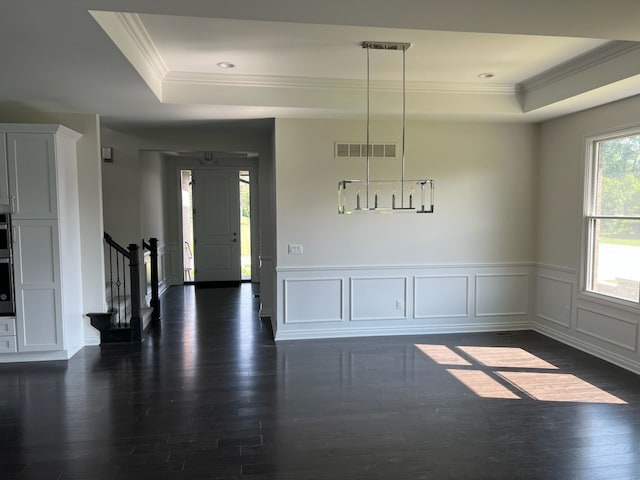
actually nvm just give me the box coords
[585,130,640,302]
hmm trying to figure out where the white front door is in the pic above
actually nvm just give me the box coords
[192,169,241,282]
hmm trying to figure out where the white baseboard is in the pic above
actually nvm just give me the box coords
[84,336,100,346]
[0,350,71,363]
[534,323,640,376]
[275,321,532,341]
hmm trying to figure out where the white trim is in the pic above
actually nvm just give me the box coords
[276,261,536,273]
[276,263,535,341]
[0,350,73,363]
[84,335,100,347]
[114,13,169,82]
[577,290,640,315]
[0,123,81,141]
[536,263,577,275]
[474,272,529,317]
[164,71,514,95]
[535,324,640,376]
[536,274,573,328]
[575,306,638,352]
[283,277,344,324]
[275,322,531,341]
[349,276,408,321]
[413,274,470,319]
[520,41,640,94]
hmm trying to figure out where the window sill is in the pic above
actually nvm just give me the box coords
[577,290,640,315]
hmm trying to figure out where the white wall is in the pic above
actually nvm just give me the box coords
[140,150,167,243]
[0,103,106,346]
[101,128,143,244]
[536,94,640,374]
[276,119,538,266]
[274,118,538,339]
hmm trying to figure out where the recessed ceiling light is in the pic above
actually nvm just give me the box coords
[478,73,494,79]
[217,62,235,69]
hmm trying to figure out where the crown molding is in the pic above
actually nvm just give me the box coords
[114,12,169,82]
[519,41,640,94]
[164,71,514,95]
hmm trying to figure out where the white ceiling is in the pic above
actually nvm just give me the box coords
[4,0,640,128]
[140,15,605,82]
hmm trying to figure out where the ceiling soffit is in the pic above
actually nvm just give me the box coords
[90,11,640,121]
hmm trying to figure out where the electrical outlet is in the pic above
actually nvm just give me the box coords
[288,243,303,255]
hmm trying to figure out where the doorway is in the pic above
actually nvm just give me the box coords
[181,168,252,284]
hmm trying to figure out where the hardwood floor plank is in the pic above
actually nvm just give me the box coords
[2,284,640,479]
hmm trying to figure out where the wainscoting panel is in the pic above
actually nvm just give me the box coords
[351,277,407,321]
[576,307,638,352]
[275,264,534,340]
[414,275,469,319]
[284,278,343,324]
[537,275,572,328]
[534,264,640,376]
[475,273,529,317]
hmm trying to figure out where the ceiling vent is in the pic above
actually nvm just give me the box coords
[335,142,397,159]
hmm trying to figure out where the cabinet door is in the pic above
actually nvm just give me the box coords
[0,133,8,210]
[13,220,63,352]
[6,133,57,220]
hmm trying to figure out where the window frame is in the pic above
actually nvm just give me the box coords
[581,126,640,307]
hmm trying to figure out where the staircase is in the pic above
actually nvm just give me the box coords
[87,234,160,344]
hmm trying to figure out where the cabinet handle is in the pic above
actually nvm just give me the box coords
[10,195,16,214]
[12,225,16,245]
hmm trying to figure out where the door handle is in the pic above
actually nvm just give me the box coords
[10,195,16,214]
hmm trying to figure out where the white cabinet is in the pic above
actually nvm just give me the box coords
[0,317,17,353]
[13,220,62,352]
[0,133,8,211]
[0,317,16,336]
[0,124,83,360]
[6,133,58,219]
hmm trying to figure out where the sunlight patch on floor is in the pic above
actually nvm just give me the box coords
[457,346,558,370]
[415,344,471,366]
[447,369,521,399]
[498,371,627,404]
[415,344,627,404]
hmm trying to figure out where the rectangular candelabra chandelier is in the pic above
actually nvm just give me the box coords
[338,41,435,215]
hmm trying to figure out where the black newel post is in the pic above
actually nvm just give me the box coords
[128,243,143,342]
[149,237,160,323]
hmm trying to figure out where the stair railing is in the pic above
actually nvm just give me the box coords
[103,233,143,341]
[89,233,160,344]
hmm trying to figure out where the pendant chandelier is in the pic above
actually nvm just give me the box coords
[338,41,434,214]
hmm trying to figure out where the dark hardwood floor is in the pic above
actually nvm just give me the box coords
[3,285,640,479]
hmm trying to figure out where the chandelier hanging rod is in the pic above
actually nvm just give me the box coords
[361,41,412,208]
